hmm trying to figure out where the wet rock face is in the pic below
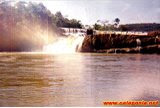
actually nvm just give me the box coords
[80,36,94,52]
[140,44,160,54]
[96,45,160,54]
[81,34,160,54]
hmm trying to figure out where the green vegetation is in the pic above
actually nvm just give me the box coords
[93,18,160,32]
[93,18,120,31]
[53,12,82,28]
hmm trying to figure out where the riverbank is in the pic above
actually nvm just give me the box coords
[81,33,160,54]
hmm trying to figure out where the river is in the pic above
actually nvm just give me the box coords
[0,53,159,106]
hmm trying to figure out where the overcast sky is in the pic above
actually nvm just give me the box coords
[23,0,160,25]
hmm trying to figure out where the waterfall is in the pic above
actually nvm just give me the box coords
[136,38,141,52]
[115,49,117,54]
[136,38,141,47]
[43,35,85,54]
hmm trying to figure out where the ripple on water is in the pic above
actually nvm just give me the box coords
[0,53,159,106]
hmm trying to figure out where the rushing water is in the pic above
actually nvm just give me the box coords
[43,35,85,54]
[0,53,160,106]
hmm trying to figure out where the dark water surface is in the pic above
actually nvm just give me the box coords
[0,53,160,106]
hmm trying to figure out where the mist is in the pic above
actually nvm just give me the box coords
[0,1,59,51]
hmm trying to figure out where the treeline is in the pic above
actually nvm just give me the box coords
[93,22,160,32]
[53,12,82,28]
[93,18,120,31]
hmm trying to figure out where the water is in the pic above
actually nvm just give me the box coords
[0,53,160,106]
[43,35,85,54]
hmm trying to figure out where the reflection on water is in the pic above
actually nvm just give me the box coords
[0,53,160,106]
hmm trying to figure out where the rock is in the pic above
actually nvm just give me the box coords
[95,44,160,54]
[140,44,160,54]
[81,33,160,54]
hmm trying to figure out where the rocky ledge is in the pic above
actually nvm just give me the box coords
[81,33,160,54]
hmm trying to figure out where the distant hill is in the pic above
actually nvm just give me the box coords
[119,23,160,32]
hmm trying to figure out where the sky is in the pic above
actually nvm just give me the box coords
[17,0,160,25]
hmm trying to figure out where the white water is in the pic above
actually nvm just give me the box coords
[43,35,85,54]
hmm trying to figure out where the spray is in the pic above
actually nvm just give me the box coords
[43,35,85,54]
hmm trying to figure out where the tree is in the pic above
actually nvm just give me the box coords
[93,23,102,30]
[114,18,120,27]
[96,20,110,30]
